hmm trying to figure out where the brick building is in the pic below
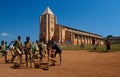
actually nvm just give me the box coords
[109,37,120,44]
[39,7,104,45]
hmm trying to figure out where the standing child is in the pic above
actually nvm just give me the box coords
[51,41,62,65]
[24,36,33,67]
[0,40,8,63]
[80,43,84,50]
[105,39,111,52]
[92,38,96,50]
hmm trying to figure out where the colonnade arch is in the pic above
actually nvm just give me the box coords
[64,31,103,45]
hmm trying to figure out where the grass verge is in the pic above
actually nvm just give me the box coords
[61,44,120,53]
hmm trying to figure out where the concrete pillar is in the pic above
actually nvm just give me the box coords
[81,36,84,44]
[70,33,74,45]
[86,36,88,44]
[79,35,82,44]
[85,36,87,44]
[46,14,48,42]
[82,36,85,44]
[90,37,92,44]
[87,37,90,44]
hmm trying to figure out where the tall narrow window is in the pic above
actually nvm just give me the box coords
[51,28,54,32]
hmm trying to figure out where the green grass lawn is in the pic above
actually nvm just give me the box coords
[61,44,120,53]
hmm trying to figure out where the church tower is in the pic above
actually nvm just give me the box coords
[39,7,56,42]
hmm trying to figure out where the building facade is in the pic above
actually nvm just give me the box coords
[39,7,104,45]
[109,37,120,44]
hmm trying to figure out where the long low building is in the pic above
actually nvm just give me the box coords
[54,24,103,45]
[39,7,104,45]
[109,37,120,44]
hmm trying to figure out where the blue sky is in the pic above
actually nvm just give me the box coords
[0,0,120,44]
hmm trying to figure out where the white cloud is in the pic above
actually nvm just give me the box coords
[1,33,9,36]
[1,33,10,36]
[1,33,14,38]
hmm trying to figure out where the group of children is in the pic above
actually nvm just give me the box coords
[0,36,62,67]
[80,38,111,52]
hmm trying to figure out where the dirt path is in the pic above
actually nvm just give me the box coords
[0,50,120,77]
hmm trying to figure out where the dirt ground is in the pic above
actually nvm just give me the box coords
[0,50,120,77]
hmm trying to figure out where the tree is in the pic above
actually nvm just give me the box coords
[106,35,113,40]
